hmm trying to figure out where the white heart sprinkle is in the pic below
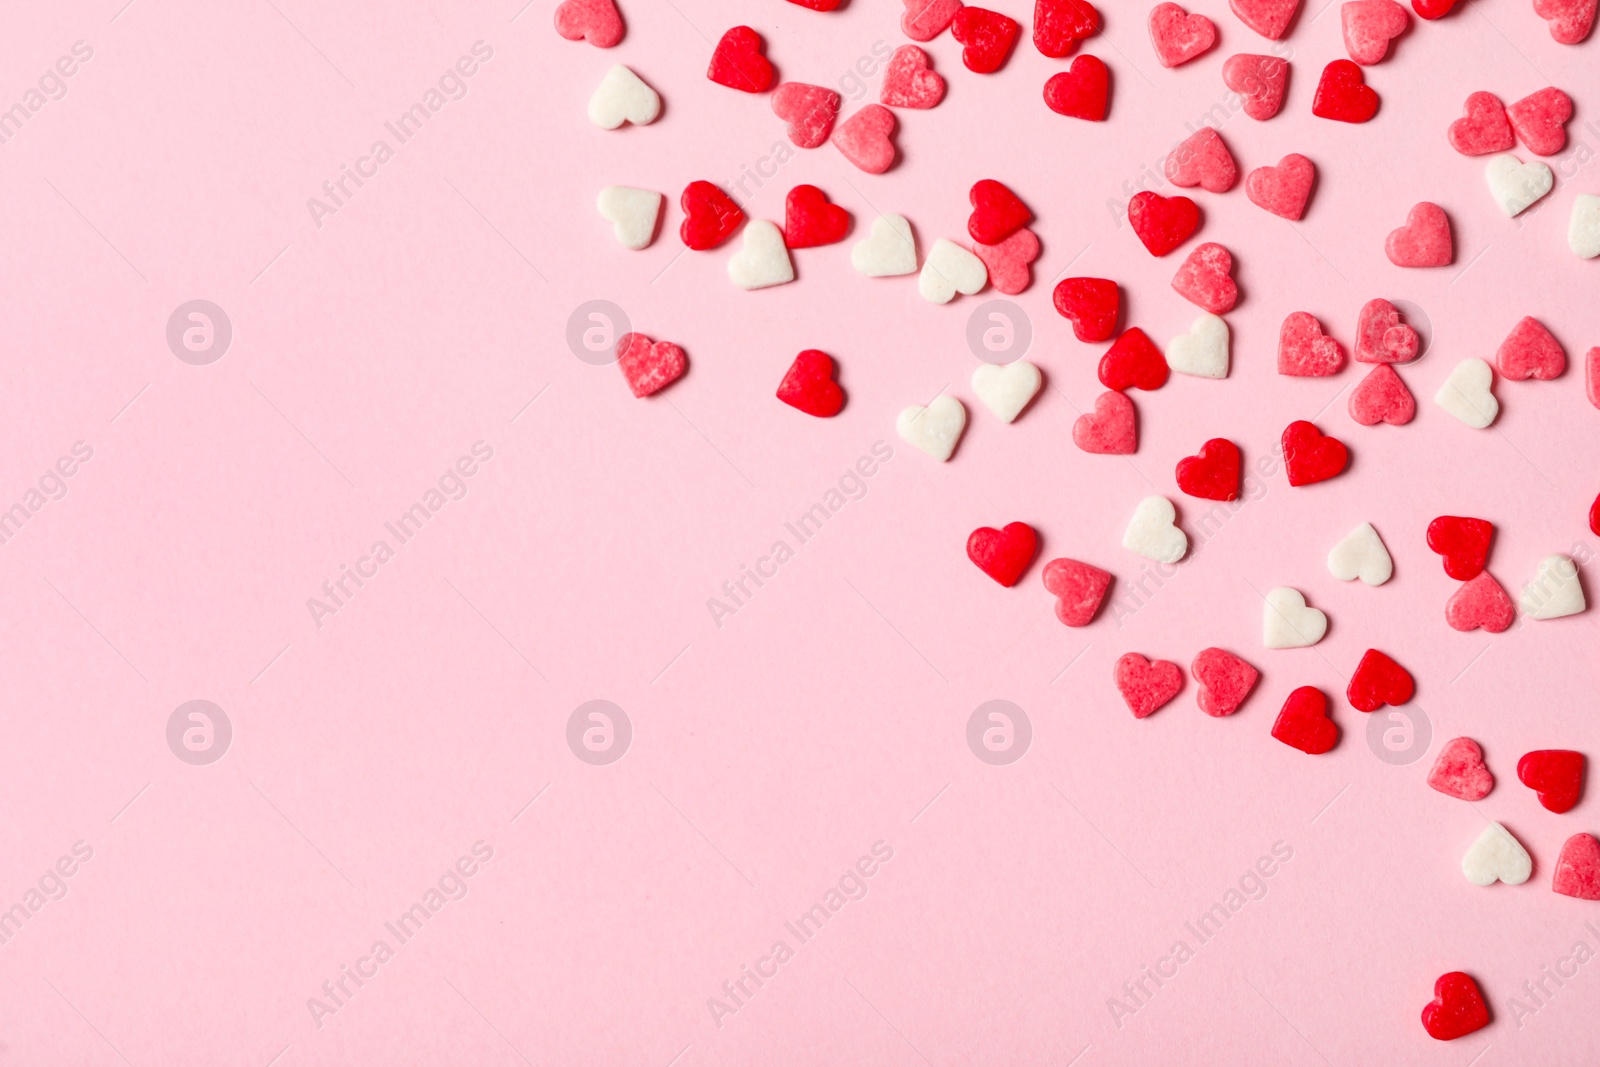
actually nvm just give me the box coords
[1122,496,1187,563]
[1569,194,1600,258]
[970,361,1041,423]
[896,395,966,461]
[1164,313,1230,379]
[1327,522,1392,586]
[1485,153,1553,218]
[918,238,987,304]
[1461,822,1532,886]
[1263,587,1327,649]
[1434,358,1499,429]
[1521,553,1586,620]
[852,214,918,277]
[727,220,795,291]
[596,186,663,250]
[588,65,661,130]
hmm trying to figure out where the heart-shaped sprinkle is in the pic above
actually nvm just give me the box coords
[1115,653,1184,718]
[1354,298,1418,363]
[968,522,1039,586]
[852,213,918,276]
[968,179,1033,245]
[1043,55,1111,120]
[616,332,687,397]
[1170,243,1237,314]
[1099,327,1170,390]
[1231,0,1301,36]
[1462,822,1532,885]
[1570,195,1600,257]
[1328,522,1392,585]
[1428,738,1494,800]
[785,184,850,248]
[1412,0,1458,16]
[1434,358,1499,428]
[972,359,1042,422]
[897,395,967,461]
[1191,648,1259,716]
[555,0,624,47]
[1245,153,1315,220]
[880,45,946,108]
[1533,0,1598,41]
[1448,92,1514,155]
[1385,202,1453,267]
[776,350,844,417]
[1175,438,1241,500]
[1053,277,1120,341]
[1042,558,1113,626]
[1312,59,1379,122]
[1165,313,1231,379]
[951,6,1022,72]
[1164,128,1238,192]
[1346,648,1413,711]
[1223,54,1289,119]
[1421,973,1491,1040]
[772,83,841,148]
[1272,687,1338,754]
[1035,0,1101,55]
[1593,487,1600,533]
[727,220,795,290]
[1148,3,1217,66]
[786,0,843,8]
[596,186,663,250]
[919,238,988,303]
[1342,0,1409,63]
[1349,364,1416,426]
[1263,587,1328,648]
[1278,312,1345,376]
[1281,421,1348,486]
[707,26,774,93]
[1073,390,1138,453]
[1521,554,1586,619]
[1128,192,1201,256]
[1506,86,1572,156]
[1485,153,1554,216]
[1553,834,1600,899]
[1122,496,1187,563]
[1496,315,1566,380]
[832,105,898,173]
[1446,572,1516,633]
[1426,516,1493,579]
[588,65,662,129]
[973,228,1040,295]
[1518,749,1586,812]
[680,181,745,250]
[901,0,964,41]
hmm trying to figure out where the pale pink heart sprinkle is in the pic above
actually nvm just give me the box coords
[1149,2,1217,67]
[1073,390,1137,454]
[831,105,897,174]
[1385,202,1453,267]
[1427,737,1495,800]
[1448,92,1515,155]
[1495,315,1566,380]
[1223,54,1288,119]
[1230,0,1301,38]
[879,45,946,109]
[1245,154,1315,220]
[901,0,963,41]
[1349,363,1415,425]
[1554,833,1600,899]
[972,228,1040,295]
[1506,86,1573,156]
[1533,0,1598,43]
[1355,298,1418,363]
[1278,312,1344,376]
[1445,572,1516,633]
[1171,242,1237,314]
[1341,0,1409,64]
[1163,127,1238,192]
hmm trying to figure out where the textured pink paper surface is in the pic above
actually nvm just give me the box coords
[4,0,1600,1063]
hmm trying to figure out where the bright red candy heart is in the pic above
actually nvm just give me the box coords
[1312,59,1379,122]
[832,105,898,174]
[1231,0,1301,37]
[1278,312,1344,376]
[1281,421,1347,486]
[1176,438,1241,501]
[785,0,843,8]
[1099,327,1169,391]
[616,333,687,397]
[1191,648,1259,716]
[708,26,774,93]
[554,0,624,47]
[776,350,844,417]
[951,6,1022,72]
[1507,87,1573,156]
[1421,973,1490,1041]
[1445,572,1515,633]
[1116,653,1184,718]
[1385,202,1453,267]
[880,45,946,108]
[1412,0,1459,17]
[1448,92,1514,155]
[784,185,850,248]
[1128,192,1201,256]
[968,179,1032,245]
[1164,127,1238,192]
[972,228,1040,295]
[1496,316,1566,380]
[1223,54,1289,120]
[1072,390,1138,453]
[1348,363,1415,426]
[1591,489,1600,536]
[771,83,841,148]
[680,181,745,250]
[1272,686,1339,754]
[901,0,964,41]
[1518,749,1586,813]
[1554,833,1600,899]
[1148,2,1217,67]
[1533,0,1598,41]
[1245,153,1315,220]
[1426,516,1493,579]
[1043,55,1111,121]
[1053,277,1119,341]
[1034,0,1101,55]
[968,521,1039,586]
[1170,242,1237,314]
[1347,649,1414,712]
[1042,558,1113,625]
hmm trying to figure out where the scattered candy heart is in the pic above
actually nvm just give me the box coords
[785,185,850,249]
[1448,92,1514,155]
[1278,312,1345,376]
[1164,128,1238,193]
[1434,358,1499,428]
[1122,495,1187,562]
[1231,0,1301,37]
[1281,421,1348,486]
[1148,3,1218,67]
[1328,522,1392,585]
[951,6,1022,72]
[1245,154,1315,220]
[1428,737,1495,800]
[1533,0,1598,42]
[1099,327,1170,391]
[1385,202,1453,267]
[588,65,662,129]
[1171,243,1238,314]
[616,332,687,397]
[777,350,845,417]
[727,220,795,290]
[1412,0,1458,16]
[1349,364,1416,426]
[1461,822,1532,885]
[1427,516,1493,580]
[1115,653,1184,718]
[1191,648,1259,716]
[1073,390,1138,453]
[1346,648,1413,711]
[1043,558,1113,625]
[897,395,967,460]
[1589,350,1600,410]
[968,521,1039,586]
[1223,54,1289,119]
[707,26,774,93]
[1312,59,1379,123]
[1570,194,1600,258]
[1521,554,1585,619]
[1035,0,1101,55]
[1263,587,1328,648]
[1044,55,1111,120]
[880,46,946,109]
[1506,87,1572,156]
[772,83,841,148]
[785,0,843,8]
[832,105,898,174]
[852,213,918,276]
[1128,192,1201,256]
[680,181,745,250]
[968,179,1032,245]
[1175,437,1240,500]
[1446,571,1515,633]
[1271,686,1338,753]
[1495,316,1565,380]
[973,229,1040,295]
[1485,153,1554,217]
[1053,277,1120,341]
[919,238,988,303]
[1355,298,1419,363]
[1518,749,1585,812]
[902,0,963,41]
[1165,313,1231,378]
[555,0,624,47]
[1341,0,1409,63]
[971,360,1042,422]
[1421,973,1491,1040]
[596,186,663,249]
[1553,833,1600,899]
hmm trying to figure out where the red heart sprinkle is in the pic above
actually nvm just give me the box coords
[1445,572,1515,633]
[1042,558,1113,625]
[901,0,964,41]
[1349,364,1416,426]
[1518,749,1586,813]
[784,185,850,248]
[1533,0,1597,41]
[1072,390,1138,453]
[1421,973,1490,1041]
[973,228,1040,295]
[951,6,1022,72]
[1554,833,1600,899]
[1428,737,1495,800]
[1171,241,1237,313]
[616,333,687,397]
[968,522,1039,586]
[776,350,844,417]
[1148,2,1217,67]
[707,26,774,93]
[1128,191,1201,256]
[785,0,843,8]
[1426,516,1493,579]
[1385,202,1453,267]
[554,0,624,47]
[771,83,841,148]
[1043,55,1111,120]
[1164,127,1238,192]
[1278,312,1345,376]
[1191,648,1259,716]
[680,181,745,250]
[1034,0,1101,55]
[1412,0,1459,17]
[1312,59,1379,122]
[831,105,898,173]
[1448,91,1514,155]
[1116,653,1184,718]
[1223,54,1289,119]
[1507,86,1573,155]
[1053,277,1120,341]
[1590,487,1600,535]
[1272,687,1339,754]
[880,45,946,108]
[1346,649,1414,711]
[968,179,1033,245]
[1098,328,1169,391]
[1230,0,1301,38]
[1245,153,1315,220]
[1496,315,1566,380]
[1176,438,1241,501]
[1355,298,1419,363]
[1342,0,1409,64]
[1281,421,1348,486]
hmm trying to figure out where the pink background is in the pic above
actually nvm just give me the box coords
[3,0,1600,1062]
